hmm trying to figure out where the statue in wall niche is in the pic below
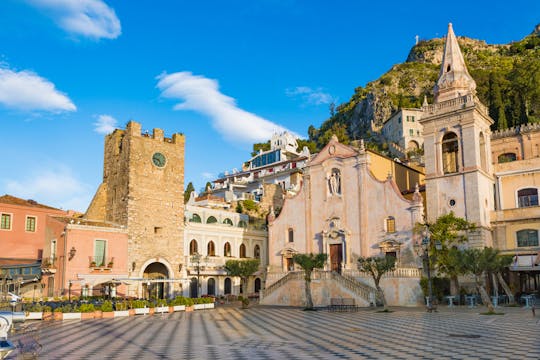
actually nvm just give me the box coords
[328,170,341,195]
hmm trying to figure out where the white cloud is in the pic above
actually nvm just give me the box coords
[156,71,297,144]
[27,0,121,39]
[0,66,76,112]
[4,166,93,212]
[286,86,334,106]
[94,114,117,134]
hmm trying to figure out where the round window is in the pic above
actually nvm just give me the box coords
[449,199,456,207]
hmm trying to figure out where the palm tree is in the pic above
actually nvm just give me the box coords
[357,256,396,311]
[292,253,328,310]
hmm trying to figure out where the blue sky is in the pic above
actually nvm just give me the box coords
[1,0,538,211]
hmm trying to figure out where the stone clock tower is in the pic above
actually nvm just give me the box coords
[86,121,185,297]
[420,24,494,248]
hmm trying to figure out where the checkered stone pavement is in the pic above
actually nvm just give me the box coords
[7,306,540,359]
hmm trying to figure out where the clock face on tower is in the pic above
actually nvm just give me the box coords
[152,152,166,167]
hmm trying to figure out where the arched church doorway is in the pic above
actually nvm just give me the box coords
[143,262,169,299]
[330,244,343,274]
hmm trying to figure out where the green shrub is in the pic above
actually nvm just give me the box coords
[115,301,128,311]
[78,303,95,313]
[101,300,113,312]
[420,277,450,301]
[130,300,148,309]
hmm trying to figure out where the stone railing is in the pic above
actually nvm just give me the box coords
[344,267,421,278]
[261,271,304,299]
[424,94,487,116]
[331,272,377,304]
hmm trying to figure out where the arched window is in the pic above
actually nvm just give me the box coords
[254,278,261,293]
[386,217,396,233]
[239,244,246,258]
[224,242,231,257]
[207,241,215,256]
[479,132,487,171]
[207,278,216,296]
[191,214,201,223]
[206,216,217,224]
[223,218,233,226]
[517,188,539,208]
[238,220,247,228]
[442,132,459,174]
[288,228,294,243]
[190,277,198,298]
[498,153,517,163]
[517,229,539,247]
[254,245,260,259]
[224,278,232,294]
[189,239,198,255]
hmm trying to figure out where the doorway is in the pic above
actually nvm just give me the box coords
[330,244,343,274]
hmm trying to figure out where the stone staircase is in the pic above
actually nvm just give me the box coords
[261,270,377,306]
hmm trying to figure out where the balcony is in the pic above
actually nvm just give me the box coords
[88,257,115,270]
[41,257,57,274]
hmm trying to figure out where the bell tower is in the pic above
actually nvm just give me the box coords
[420,24,494,247]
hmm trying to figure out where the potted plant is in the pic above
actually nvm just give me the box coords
[114,300,130,317]
[24,303,44,320]
[131,299,150,315]
[107,261,114,268]
[79,303,95,320]
[101,300,114,318]
[169,297,188,312]
[90,261,97,268]
[155,299,168,314]
[42,305,53,320]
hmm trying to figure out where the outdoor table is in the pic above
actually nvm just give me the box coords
[523,295,534,309]
[445,296,455,307]
[465,295,477,308]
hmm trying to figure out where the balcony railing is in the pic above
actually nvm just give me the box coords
[89,257,114,269]
[41,256,57,268]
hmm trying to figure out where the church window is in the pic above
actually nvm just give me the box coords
[409,129,414,136]
[479,132,487,171]
[207,241,215,256]
[239,244,246,258]
[254,245,260,259]
[223,218,233,226]
[447,65,451,72]
[238,220,247,228]
[224,242,231,257]
[288,228,294,243]
[189,239,198,255]
[386,217,396,233]
[498,153,517,163]
[206,216,217,224]
[516,229,539,247]
[517,188,539,208]
[442,132,459,174]
[190,214,201,223]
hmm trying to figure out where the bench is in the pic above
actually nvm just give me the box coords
[328,298,357,312]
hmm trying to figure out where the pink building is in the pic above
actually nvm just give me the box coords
[0,195,67,298]
[42,217,129,298]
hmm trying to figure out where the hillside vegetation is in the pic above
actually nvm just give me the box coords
[304,24,540,151]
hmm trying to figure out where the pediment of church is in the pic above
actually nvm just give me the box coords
[310,135,358,166]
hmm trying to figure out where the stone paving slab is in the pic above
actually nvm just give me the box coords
[6,306,540,359]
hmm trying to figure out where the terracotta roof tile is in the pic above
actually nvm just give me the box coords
[0,194,63,211]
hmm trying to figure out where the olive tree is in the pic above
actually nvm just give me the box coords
[292,253,328,310]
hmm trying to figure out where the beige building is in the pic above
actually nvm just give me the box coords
[382,108,424,158]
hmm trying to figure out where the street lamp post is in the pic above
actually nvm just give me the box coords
[421,225,442,313]
[191,252,202,298]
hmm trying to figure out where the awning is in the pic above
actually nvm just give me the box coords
[510,254,540,271]
[75,274,129,286]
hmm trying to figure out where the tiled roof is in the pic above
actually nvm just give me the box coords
[51,216,124,229]
[0,194,63,211]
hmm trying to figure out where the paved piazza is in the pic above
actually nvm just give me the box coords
[7,306,540,359]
